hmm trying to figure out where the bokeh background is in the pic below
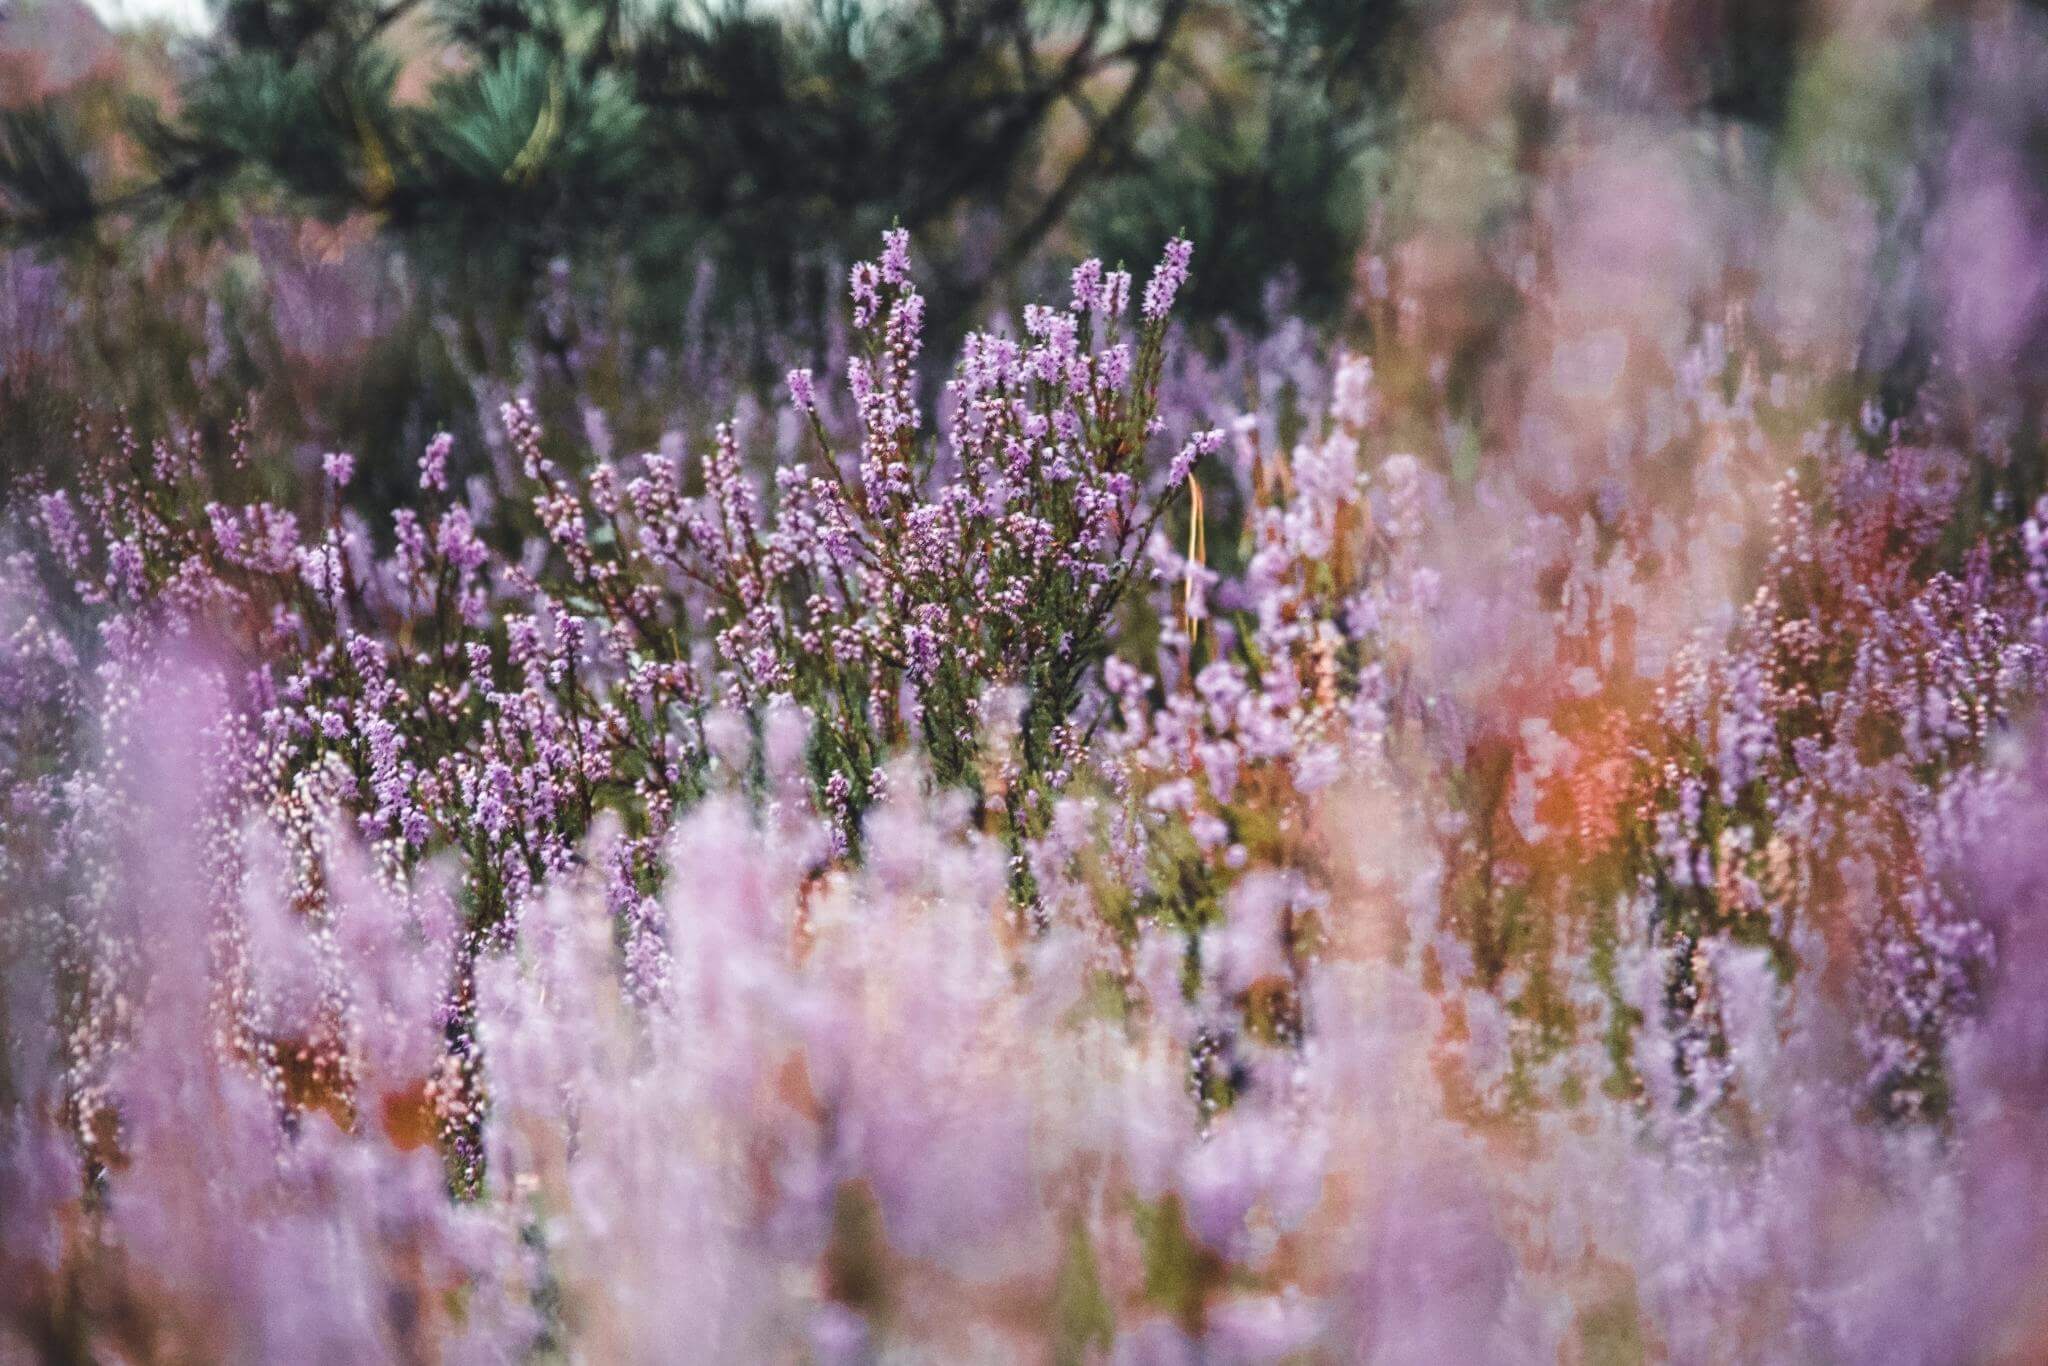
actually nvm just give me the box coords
[8,0,2046,499]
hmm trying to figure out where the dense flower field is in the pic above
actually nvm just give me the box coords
[5,206,2048,1362]
[10,0,2048,1346]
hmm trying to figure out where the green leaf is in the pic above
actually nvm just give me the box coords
[0,107,99,238]
[1051,1218,1115,1365]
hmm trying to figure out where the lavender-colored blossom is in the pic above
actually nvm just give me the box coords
[419,431,453,492]
[1143,237,1194,321]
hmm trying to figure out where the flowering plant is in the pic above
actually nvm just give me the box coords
[9,210,2048,1360]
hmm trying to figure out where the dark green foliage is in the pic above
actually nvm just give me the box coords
[0,108,98,236]
[0,0,1416,336]
[1699,0,1812,129]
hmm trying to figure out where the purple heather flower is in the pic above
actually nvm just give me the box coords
[878,226,912,287]
[1142,237,1194,321]
[1102,268,1132,317]
[1169,428,1224,486]
[322,450,356,487]
[419,431,453,492]
[786,366,817,413]
[1070,257,1105,315]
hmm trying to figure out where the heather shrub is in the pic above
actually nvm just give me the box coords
[9,218,2048,1357]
